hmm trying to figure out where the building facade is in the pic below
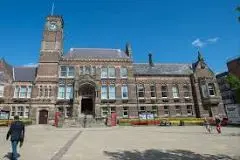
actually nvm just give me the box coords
[0,15,225,124]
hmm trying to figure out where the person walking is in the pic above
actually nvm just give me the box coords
[215,115,222,134]
[203,117,211,133]
[6,115,25,160]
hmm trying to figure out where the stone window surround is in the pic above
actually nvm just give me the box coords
[59,66,75,78]
[39,85,53,98]
[101,66,116,79]
[57,84,73,99]
[14,85,32,98]
[10,105,29,119]
[101,85,116,100]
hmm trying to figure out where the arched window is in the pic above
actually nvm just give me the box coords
[137,84,145,98]
[161,85,168,98]
[172,85,179,98]
[183,84,190,98]
[120,67,128,78]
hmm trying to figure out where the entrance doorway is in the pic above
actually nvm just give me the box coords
[81,98,93,115]
[39,110,48,124]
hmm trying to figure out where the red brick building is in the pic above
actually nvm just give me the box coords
[0,15,225,125]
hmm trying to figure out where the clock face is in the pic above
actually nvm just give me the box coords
[48,23,57,31]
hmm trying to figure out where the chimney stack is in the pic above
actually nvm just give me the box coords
[148,53,154,67]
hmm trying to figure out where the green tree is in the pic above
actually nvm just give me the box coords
[226,74,240,103]
[236,6,240,22]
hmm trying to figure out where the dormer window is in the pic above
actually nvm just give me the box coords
[208,83,215,96]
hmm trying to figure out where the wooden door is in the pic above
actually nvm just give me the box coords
[39,110,48,124]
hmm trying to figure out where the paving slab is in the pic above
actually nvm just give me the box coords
[0,125,239,160]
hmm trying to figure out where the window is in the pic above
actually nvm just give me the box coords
[138,84,145,98]
[121,85,128,99]
[85,66,91,74]
[58,85,65,99]
[164,106,169,115]
[60,66,75,77]
[150,85,156,97]
[123,107,128,118]
[172,85,179,98]
[108,67,116,78]
[152,106,158,117]
[201,84,208,98]
[101,86,108,99]
[17,106,24,116]
[11,106,16,116]
[19,86,27,98]
[0,84,4,97]
[25,107,30,118]
[109,85,116,99]
[101,107,108,117]
[27,86,32,98]
[187,105,193,115]
[14,86,20,98]
[91,66,96,75]
[44,86,48,97]
[48,86,52,97]
[139,106,146,114]
[39,86,43,97]
[66,85,73,99]
[110,107,116,113]
[208,83,215,96]
[175,106,181,115]
[161,85,168,98]
[120,67,128,78]
[60,66,67,77]
[183,85,190,98]
[66,107,72,117]
[101,67,108,78]
[80,66,84,75]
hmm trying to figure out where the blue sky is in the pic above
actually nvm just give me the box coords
[0,0,239,73]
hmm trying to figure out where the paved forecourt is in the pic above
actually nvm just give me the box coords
[0,125,240,160]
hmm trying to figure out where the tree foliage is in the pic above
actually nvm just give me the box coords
[236,6,240,22]
[226,74,240,103]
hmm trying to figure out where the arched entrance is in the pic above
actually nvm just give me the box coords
[79,83,95,116]
[39,110,48,124]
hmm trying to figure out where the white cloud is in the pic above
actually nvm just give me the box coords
[192,38,205,48]
[192,37,220,48]
[23,63,38,67]
[207,37,219,43]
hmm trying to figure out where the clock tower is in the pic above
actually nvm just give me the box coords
[36,15,64,82]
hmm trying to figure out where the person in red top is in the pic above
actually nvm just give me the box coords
[215,115,222,134]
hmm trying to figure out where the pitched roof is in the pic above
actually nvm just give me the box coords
[63,48,129,59]
[13,67,36,82]
[216,71,229,78]
[133,63,193,76]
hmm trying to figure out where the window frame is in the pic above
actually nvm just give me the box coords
[172,85,179,98]
[108,67,116,78]
[108,85,116,100]
[101,85,108,100]
[183,85,190,98]
[163,106,169,116]
[101,107,108,117]
[208,83,216,96]
[175,105,181,116]
[66,85,73,99]
[187,105,193,115]
[161,85,168,98]
[137,84,145,98]
[58,85,65,99]
[120,67,128,78]
[150,84,156,98]
[121,85,128,99]
[123,106,129,118]
[101,67,108,78]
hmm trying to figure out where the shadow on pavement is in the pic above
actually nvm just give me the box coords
[3,152,20,160]
[104,149,239,160]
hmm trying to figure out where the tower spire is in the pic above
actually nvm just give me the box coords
[51,1,55,16]
[198,50,204,61]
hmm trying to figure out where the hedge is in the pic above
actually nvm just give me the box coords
[0,119,32,126]
[119,118,205,126]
